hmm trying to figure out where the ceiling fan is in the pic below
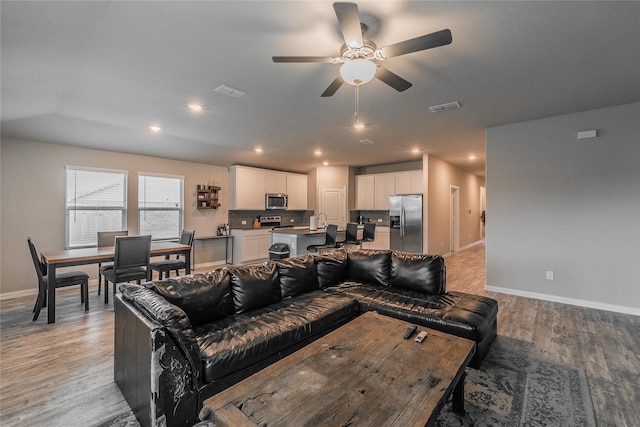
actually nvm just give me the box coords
[272,2,452,97]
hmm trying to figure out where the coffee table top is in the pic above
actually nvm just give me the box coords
[203,311,475,427]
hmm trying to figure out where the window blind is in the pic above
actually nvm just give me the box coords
[65,166,128,249]
[138,173,184,240]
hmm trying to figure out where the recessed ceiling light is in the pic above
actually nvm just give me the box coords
[149,125,161,132]
[188,103,203,112]
[323,161,329,166]
[411,148,421,154]
[354,122,365,130]
[359,139,375,145]
[314,150,322,156]
[254,147,263,153]
[468,154,477,160]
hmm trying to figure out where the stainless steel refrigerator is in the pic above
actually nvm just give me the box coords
[389,194,423,253]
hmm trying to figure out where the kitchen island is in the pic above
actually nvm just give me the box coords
[271,227,330,257]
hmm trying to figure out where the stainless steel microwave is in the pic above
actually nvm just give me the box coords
[265,193,288,210]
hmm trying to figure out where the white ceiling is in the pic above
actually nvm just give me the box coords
[2,1,639,177]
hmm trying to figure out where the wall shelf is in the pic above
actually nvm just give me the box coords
[197,185,221,210]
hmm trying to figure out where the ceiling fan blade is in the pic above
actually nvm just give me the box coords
[272,56,335,63]
[379,29,452,59]
[321,76,344,97]
[375,66,412,92]
[334,2,364,48]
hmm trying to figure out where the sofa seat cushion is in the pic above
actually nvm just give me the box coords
[195,291,359,383]
[328,282,498,343]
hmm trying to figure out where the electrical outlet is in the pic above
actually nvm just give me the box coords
[290,218,294,223]
[546,271,554,280]
[241,220,247,225]
[377,218,382,222]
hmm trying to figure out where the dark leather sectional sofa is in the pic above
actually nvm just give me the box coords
[114,249,498,427]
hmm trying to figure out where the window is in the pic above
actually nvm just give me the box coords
[66,166,128,249]
[138,173,184,240]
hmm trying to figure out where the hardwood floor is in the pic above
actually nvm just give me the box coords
[1,244,638,426]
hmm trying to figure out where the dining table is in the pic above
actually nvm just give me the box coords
[40,241,192,324]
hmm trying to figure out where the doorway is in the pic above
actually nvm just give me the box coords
[319,187,346,229]
[450,186,459,252]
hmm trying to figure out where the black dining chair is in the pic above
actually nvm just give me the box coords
[102,235,151,303]
[307,224,341,254]
[336,222,362,249]
[28,237,89,321]
[362,222,376,244]
[149,229,195,280]
[97,230,128,296]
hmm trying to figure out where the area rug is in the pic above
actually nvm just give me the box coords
[435,336,597,427]
[105,336,596,427]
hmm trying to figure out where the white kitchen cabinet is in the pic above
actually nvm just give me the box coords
[265,170,287,194]
[229,166,266,210]
[230,166,307,210]
[374,174,395,210]
[286,173,308,210]
[356,175,375,210]
[231,228,272,264]
[361,226,390,250]
[395,170,423,194]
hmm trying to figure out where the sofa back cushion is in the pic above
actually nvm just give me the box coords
[347,250,392,286]
[272,255,319,298]
[390,252,446,294]
[226,263,281,314]
[314,251,348,288]
[145,269,234,327]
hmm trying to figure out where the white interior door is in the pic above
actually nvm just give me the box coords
[319,187,346,229]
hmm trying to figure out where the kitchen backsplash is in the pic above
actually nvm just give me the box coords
[229,210,389,229]
[229,210,314,229]
[350,210,390,227]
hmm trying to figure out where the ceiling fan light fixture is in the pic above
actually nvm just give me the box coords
[340,59,376,86]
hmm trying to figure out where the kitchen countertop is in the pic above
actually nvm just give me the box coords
[271,227,328,236]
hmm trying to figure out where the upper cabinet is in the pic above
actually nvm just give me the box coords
[356,175,375,210]
[286,173,308,210]
[374,174,395,210]
[229,165,307,210]
[356,170,423,210]
[395,170,423,194]
[265,170,287,194]
[230,166,266,210]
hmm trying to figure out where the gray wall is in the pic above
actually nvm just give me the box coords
[1,138,230,295]
[486,102,640,314]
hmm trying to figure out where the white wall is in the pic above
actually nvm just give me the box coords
[1,138,230,295]
[424,155,485,254]
[486,102,640,315]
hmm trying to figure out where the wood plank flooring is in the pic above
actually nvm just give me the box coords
[1,243,638,426]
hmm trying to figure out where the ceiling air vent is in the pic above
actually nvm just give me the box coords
[215,85,246,98]
[429,101,461,113]
[359,139,376,145]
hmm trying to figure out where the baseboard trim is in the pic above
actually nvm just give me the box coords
[195,261,227,270]
[485,285,640,316]
[0,288,38,301]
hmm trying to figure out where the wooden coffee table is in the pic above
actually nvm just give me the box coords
[202,311,475,427]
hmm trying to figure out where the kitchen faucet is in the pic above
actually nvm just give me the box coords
[317,212,328,229]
